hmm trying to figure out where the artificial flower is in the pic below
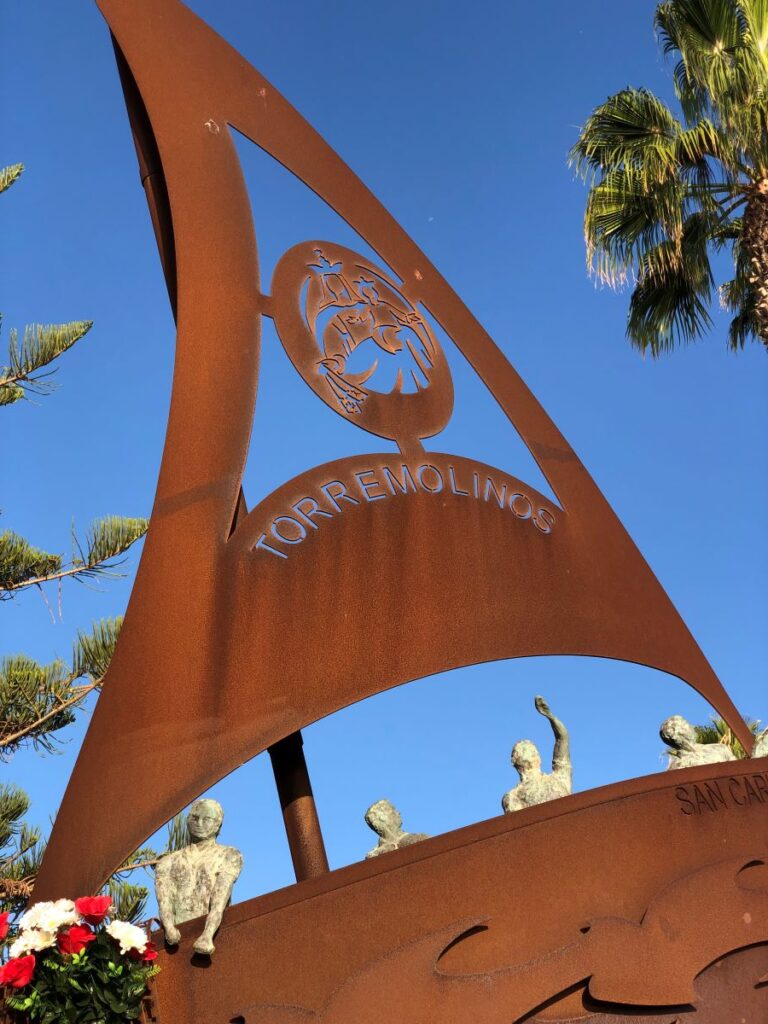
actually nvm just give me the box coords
[57,924,96,955]
[9,929,56,957]
[74,895,112,925]
[129,939,158,963]
[0,911,9,941]
[19,899,79,933]
[0,954,35,989]
[106,919,149,955]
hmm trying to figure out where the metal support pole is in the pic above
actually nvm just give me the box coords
[268,731,329,881]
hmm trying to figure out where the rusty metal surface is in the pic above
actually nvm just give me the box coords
[143,757,768,1023]
[17,11,768,1021]
[33,0,753,905]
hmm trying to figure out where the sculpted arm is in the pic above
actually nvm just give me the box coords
[535,696,571,783]
[155,858,181,946]
[193,848,243,955]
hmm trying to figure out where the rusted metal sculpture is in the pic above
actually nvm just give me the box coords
[30,1,767,1019]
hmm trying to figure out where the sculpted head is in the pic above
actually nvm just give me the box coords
[187,798,224,841]
[660,715,697,752]
[365,799,402,838]
[511,739,541,778]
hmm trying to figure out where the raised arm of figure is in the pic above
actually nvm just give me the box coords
[535,695,571,784]
[192,848,244,956]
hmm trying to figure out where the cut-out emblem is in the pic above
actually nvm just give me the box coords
[272,242,453,450]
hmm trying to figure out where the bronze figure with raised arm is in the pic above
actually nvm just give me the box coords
[502,696,573,813]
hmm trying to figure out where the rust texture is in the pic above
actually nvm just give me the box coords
[147,758,768,1023]
[28,0,767,1017]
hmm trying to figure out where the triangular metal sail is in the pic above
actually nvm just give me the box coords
[34,0,750,902]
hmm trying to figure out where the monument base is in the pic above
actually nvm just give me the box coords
[145,757,768,1023]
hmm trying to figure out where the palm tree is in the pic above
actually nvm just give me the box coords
[691,714,761,757]
[571,0,768,354]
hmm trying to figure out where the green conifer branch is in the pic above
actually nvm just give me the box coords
[0,531,62,591]
[0,321,93,404]
[0,164,23,195]
[0,786,30,851]
[0,516,147,597]
[0,617,123,758]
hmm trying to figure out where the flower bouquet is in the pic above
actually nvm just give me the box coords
[0,897,158,1023]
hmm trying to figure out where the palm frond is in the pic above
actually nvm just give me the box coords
[573,1,767,352]
[727,302,761,345]
[570,88,681,187]
[740,0,768,66]
[583,168,688,285]
[693,714,761,756]
[628,211,716,352]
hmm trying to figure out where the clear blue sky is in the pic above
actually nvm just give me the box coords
[2,1,766,909]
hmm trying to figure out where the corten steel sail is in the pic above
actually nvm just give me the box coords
[34,0,752,903]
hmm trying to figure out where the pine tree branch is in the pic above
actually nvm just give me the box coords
[0,618,124,757]
[0,678,99,753]
[0,164,23,195]
[1,517,147,597]
[0,834,39,873]
[0,322,93,405]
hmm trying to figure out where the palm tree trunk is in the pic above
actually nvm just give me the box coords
[742,181,768,345]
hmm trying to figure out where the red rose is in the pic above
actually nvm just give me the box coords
[57,924,96,955]
[74,895,112,925]
[0,954,35,989]
[0,911,9,941]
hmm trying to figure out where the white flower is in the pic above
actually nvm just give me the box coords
[9,929,56,957]
[106,920,148,955]
[18,899,80,934]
